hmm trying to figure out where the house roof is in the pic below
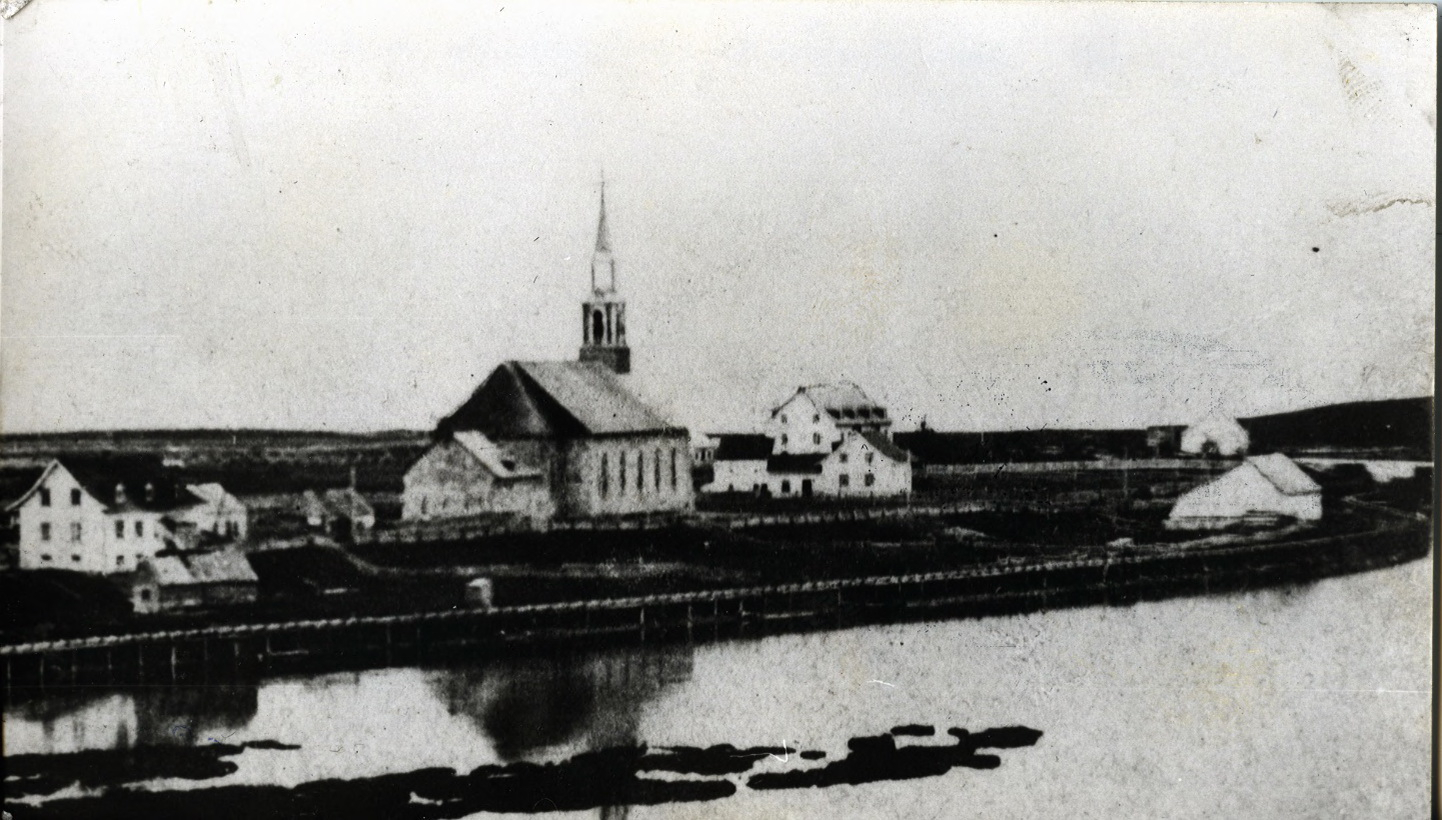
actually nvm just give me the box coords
[859,431,912,463]
[441,361,680,440]
[1246,453,1322,496]
[714,434,774,462]
[185,549,259,584]
[774,383,889,422]
[766,453,827,474]
[5,457,202,514]
[453,431,543,479]
[142,550,258,587]
[322,487,375,519]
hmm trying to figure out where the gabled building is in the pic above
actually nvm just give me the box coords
[1167,453,1322,529]
[5,458,206,575]
[704,388,912,499]
[131,548,259,613]
[179,483,249,541]
[301,487,377,538]
[403,185,694,522]
[766,383,893,455]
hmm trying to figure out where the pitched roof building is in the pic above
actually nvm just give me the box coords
[404,186,694,523]
[1167,453,1322,529]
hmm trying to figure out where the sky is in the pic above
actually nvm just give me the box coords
[2,0,1434,434]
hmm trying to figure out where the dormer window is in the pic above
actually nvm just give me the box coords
[115,484,127,505]
[144,483,155,503]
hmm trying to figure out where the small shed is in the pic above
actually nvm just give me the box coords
[1167,453,1322,530]
[131,549,259,613]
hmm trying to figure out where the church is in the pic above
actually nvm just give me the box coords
[401,189,695,523]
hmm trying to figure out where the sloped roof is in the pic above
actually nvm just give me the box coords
[766,453,827,474]
[442,361,680,439]
[6,457,202,514]
[322,487,375,519]
[775,383,888,420]
[453,431,543,479]
[144,556,196,586]
[1247,453,1321,495]
[185,549,259,584]
[859,431,912,464]
[714,434,773,462]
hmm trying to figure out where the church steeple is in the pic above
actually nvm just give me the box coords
[579,180,630,374]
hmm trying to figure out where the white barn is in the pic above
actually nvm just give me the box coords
[1167,453,1322,529]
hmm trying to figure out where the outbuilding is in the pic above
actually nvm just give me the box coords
[1167,453,1322,530]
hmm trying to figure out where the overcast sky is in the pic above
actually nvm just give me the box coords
[3,0,1434,434]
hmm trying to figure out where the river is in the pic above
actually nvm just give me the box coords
[5,553,1430,819]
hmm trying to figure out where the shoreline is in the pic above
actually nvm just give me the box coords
[2,505,1428,695]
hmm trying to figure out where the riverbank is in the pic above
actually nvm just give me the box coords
[1,501,1427,694]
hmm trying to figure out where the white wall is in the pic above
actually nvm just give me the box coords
[16,464,166,574]
[765,394,841,455]
[1170,463,1322,522]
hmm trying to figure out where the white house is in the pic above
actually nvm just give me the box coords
[764,430,912,498]
[178,483,249,541]
[1180,416,1250,457]
[706,434,774,494]
[766,383,893,456]
[5,459,205,575]
[1167,453,1322,529]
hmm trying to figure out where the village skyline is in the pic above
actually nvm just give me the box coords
[3,1,1434,435]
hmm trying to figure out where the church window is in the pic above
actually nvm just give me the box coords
[654,449,662,491]
[636,452,645,493]
[592,310,605,346]
[670,449,678,491]
[600,453,609,498]
[620,452,627,490]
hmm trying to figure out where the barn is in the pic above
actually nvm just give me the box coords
[1167,453,1322,529]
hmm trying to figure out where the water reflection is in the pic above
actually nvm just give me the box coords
[430,644,694,761]
[5,682,259,755]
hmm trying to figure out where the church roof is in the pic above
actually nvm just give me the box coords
[442,361,682,440]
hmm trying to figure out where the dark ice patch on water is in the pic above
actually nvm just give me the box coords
[7,724,1041,818]
[4,739,300,800]
[749,726,1044,790]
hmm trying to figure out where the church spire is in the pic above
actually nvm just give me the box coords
[580,179,629,374]
[590,178,617,295]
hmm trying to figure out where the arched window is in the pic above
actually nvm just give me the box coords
[654,449,661,491]
[637,451,645,493]
[619,452,627,491]
[600,453,609,498]
[592,309,606,346]
[670,449,678,491]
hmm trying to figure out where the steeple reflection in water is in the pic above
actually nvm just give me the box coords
[5,682,259,755]
[429,643,694,762]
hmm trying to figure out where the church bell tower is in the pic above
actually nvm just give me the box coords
[579,182,631,374]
